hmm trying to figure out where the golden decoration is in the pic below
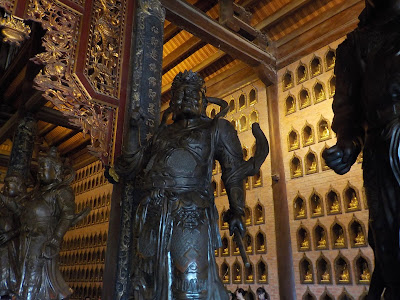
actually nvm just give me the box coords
[26,0,115,160]
[0,14,31,46]
[0,0,14,13]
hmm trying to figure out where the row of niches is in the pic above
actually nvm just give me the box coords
[299,250,371,285]
[220,202,265,228]
[282,49,336,91]
[213,144,258,174]
[293,185,365,219]
[72,174,109,195]
[76,193,111,212]
[59,248,106,266]
[74,207,110,228]
[296,218,367,251]
[225,287,270,300]
[68,283,102,300]
[216,229,267,257]
[217,257,268,284]
[74,161,104,182]
[61,265,104,283]
[287,119,333,151]
[284,76,336,115]
[207,87,258,118]
[227,110,259,133]
[61,231,108,251]
[212,171,262,197]
[302,287,368,300]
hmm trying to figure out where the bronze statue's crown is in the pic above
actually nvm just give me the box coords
[171,70,205,93]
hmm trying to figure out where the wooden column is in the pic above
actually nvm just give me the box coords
[265,81,296,300]
[102,1,165,300]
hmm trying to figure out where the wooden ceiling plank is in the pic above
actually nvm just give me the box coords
[38,123,57,136]
[163,35,203,70]
[161,0,275,72]
[255,0,314,31]
[36,106,81,130]
[164,23,181,42]
[275,0,363,48]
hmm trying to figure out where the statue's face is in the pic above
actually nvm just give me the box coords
[38,160,57,184]
[171,84,204,120]
[4,178,19,197]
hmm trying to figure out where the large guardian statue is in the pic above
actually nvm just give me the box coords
[113,70,269,299]
[322,1,400,298]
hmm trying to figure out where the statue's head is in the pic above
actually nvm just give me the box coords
[38,147,64,185]
[170,70,207,120]
[3,173,26,197]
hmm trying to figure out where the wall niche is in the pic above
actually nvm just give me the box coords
[293,193,307,220]
[310,56,323,77]
[283,70,294,90]
[310,191,324,217]
[326,189,341,215]
[297,62,308,84]
[288,128,300,151]
[299,88,311,109]
[332,221,347,249]
[285,94,296,115]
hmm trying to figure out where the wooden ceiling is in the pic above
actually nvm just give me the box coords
[0,0,365,172]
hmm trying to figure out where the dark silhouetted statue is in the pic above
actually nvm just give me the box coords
[323,1,400,298]
[113,70,269,299]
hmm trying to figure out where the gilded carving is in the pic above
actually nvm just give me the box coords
[26,0,114,160]
[0,13,31,46]
[86,0,123,98]
[0,0,14,13]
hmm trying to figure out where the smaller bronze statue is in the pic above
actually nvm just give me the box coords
[0,147,89,300]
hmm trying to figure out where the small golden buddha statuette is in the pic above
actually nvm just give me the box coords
[304,266,313,282]
[355,228,365,246]
[348,192,359,210]
[360,263,371,282]
[339,264,350,282]
[330,197,340,213]
[321,270,330,282]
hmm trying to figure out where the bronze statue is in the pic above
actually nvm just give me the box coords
[322,1,400,298]
[0,147,89,300]
[113,70,268,299]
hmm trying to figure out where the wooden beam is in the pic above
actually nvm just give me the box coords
[255,0,313,31]
[163,35,203,70]
[161,0,275,77]
[164,23,181,42]
[36,106,81,130]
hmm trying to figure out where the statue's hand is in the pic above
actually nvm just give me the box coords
[224,209,246,238]
[0,231,14,246]
[42,237,61,259]
[322,139,361,175]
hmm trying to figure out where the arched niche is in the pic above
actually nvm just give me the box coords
[320,289,334,300]
[232,259,242,283]
[221,208,229,229]
[254,201,265,224]
[288,128,300,151]
[325,48,336,70]
[329,75,336,97]
[349,217,367,247]
[309,190,324,217]
[239,114,248,132]
[244,232,253,254]
[305,149,318,175]
[232,237,240,256]
[334,254,352,284]
[245,261,255,283]
[299,88,311,109]
[285,94,296,115]
[302,288,316,300]
[293,193,307,220]
[290,154,303,179]
[256,229,267,253]
[343,183,361,212]
[300,255,314,284]
[249,87,257,105]
[252,170,262,188]
[326,188,342,215]
[297,62,308,84]
[314,222,328,250]
[314,81,327,103]
[338,289,354,300]
[211,179,217,197]
[221,234,230,256]
[310,55,323,77]
[354,252,372,284]
[302,123,315,146]
[209,107,217,119]
[245,206,252,226]
[317,254,332,284]
[257,257,268,283]
[247,286,256,300]
[321,144,331,171]
[318,118,331,142]
[297,224,311,251]
[220,180,226,195]
[249,110,259,126]
[228,97,236,113]
[331,220,347,249]
[221,260,230,283]
[239,93,247,110]
[282,70,294,91]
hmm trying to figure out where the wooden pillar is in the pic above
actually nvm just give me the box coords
[102,1,165,299]
[265,82,296,300]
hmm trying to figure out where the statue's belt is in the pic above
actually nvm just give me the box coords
[137,176,208,189]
